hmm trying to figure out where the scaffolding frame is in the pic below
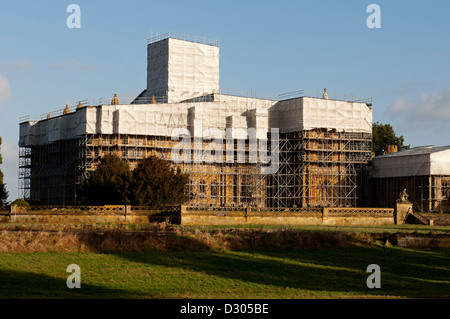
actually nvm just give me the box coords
[373,174,450,213]
[19,138,82,205]
[17,31,375,208]
[267,129,372,208]
[19,127,372,208]
[20,132,267,206]
[18,85,373,208]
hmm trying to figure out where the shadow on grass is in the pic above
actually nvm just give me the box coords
[2,229,448,298]
[260,248,450,298]
[75,229,450,298]
[106,241,450,298]
[0,269,140,299]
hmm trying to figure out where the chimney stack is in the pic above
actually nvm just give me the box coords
[386,145,398,154]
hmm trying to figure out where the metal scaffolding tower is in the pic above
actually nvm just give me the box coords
[19,126,372,207]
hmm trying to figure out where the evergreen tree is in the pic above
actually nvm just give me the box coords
[79,153,132,205]
[79,153,188,206]
[131,156,189,205]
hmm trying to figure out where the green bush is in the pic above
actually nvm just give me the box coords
[10,198,31,210]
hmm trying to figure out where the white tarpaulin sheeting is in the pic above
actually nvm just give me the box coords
[430,150,450,175]
[146,38,220,103]
[19,121,33,146]
[19,109,88,146]
[371,146,450,178]
[275,97,372,133]
[19,96,374,147]
[371,154,431,178]
[19,35,374,149]
[19,94,275,146]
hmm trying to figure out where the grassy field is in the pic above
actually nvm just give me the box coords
[0,247,449,299]
[0,222,449,299]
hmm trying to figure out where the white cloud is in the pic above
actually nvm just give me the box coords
[388,87,450,122]
[0,58,33,77]
[48,59,76,70]
[0,74,11,107]
[47,60,99,72]
[79,64,98,72]
[389,80,433,96]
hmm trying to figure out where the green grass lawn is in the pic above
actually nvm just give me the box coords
[1,247,449,299]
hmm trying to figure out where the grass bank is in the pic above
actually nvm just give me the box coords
[1,222,449,235]
[0,248,448,299]
[1,222,449,253]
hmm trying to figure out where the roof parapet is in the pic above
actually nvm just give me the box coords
[147,32,219,47]
[278,89,372,104]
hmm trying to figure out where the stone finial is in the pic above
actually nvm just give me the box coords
[63,104,70,115]
[111,93,119,105]
[323,88,328,99]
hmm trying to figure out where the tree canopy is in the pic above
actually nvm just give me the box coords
[372,122,410,156]
[78,154,188,206]
[79,153,132,205]
[132,156,189,205]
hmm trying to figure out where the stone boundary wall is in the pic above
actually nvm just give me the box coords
[1,205,396,226]
[181,206,395,226]
[5,205,180,224]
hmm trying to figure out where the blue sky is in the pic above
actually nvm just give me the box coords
[1,0,449,200]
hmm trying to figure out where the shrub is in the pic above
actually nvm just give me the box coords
[10,199,31,210]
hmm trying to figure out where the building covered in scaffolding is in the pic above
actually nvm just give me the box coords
[369,145,450,213]
[18,33,373,207]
